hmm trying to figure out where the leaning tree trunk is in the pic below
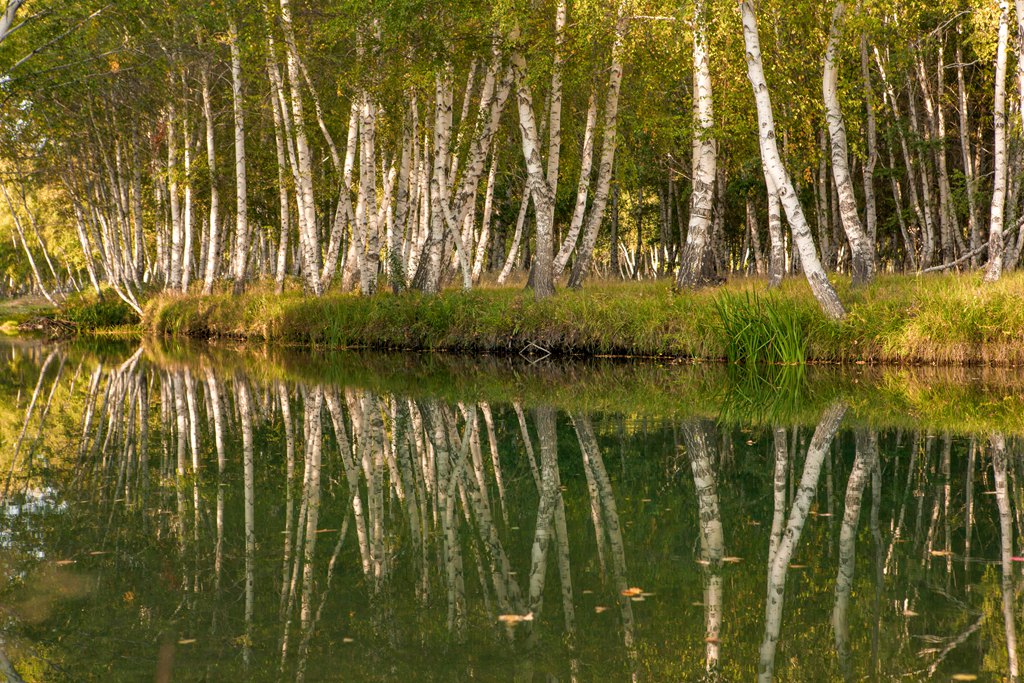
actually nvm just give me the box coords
[823,1,875,285]
[740,0,846,319]
[676,0,718,289]
[553,90,597,278]
[567,3,628,288]
[986,2,1010,283]
[279,0,323,295]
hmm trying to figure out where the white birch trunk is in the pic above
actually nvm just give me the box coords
[986,2,1010,282]
[823,1,874,285]
[552,90,597,278]
[677,0,718,289]
[201,68,221,295]
[228,16,250,293]
[740,0,846,319]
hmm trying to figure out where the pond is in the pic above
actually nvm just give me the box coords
[0,338,1021,681]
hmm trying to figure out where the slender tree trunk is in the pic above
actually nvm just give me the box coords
[766,178,785,287]
[676,0,718,289]
[279,0,322,294]
[823,1,874,285]
[228,16,250,294]
[167,106,183,290]
[747,191,765,275]
[859,31,878,246]
[740,0,846,320]
[956,28,982,266]
[553,90,597,278]
[986,2,1010,282]
[201,69,221,295]
[180,107,193,292]
[568,4,628,288]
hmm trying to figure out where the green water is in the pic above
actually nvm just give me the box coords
[0,338,1021,681]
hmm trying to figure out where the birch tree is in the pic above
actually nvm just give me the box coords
[676,0,718,289]
[823,1,875,285]
[739,0,846,320]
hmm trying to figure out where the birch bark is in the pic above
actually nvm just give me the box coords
[740,0,846,319]
[985,2,1010,282]
[677,0,718,289]
[823,1,874,285]
[228,15,250,293]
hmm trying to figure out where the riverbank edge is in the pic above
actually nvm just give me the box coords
[142,273,1024,366]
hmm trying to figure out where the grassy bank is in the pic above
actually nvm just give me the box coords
[144,272,1024,365]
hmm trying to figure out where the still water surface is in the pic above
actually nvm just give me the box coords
[0,338,1021,681]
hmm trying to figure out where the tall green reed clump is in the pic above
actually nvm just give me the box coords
[714,291,807,365]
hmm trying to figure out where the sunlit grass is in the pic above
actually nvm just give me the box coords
[141,271,1024,365]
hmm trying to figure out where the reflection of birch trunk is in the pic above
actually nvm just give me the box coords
[832,429,875,681]
[236,375,256,666]
[683,421,724,674]
[480,403,508,524]
[990,434,1020,682]
[279,383,296,615]
[299,388,324,633]
[527,407,559,618]
[758,403,847,683]
[965,438,976,571]
[421,401,467,632]
[572,412,634,649]
[768,428,788,572]
[325,391,371,574]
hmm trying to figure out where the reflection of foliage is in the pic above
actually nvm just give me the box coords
[717,363,808,425]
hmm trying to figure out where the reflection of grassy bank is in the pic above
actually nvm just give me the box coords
[144,273,1024,365]
[146,338,1024,436]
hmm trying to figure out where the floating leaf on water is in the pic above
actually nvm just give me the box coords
[595,606,608,613]
[342,637,355,643]
[621,587,643,597]
[498,612,534,625]
[123,591,135,603]
[951,675,978,681]
[178,639,196,645]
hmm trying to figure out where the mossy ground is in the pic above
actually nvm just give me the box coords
[143,271,1024,366]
